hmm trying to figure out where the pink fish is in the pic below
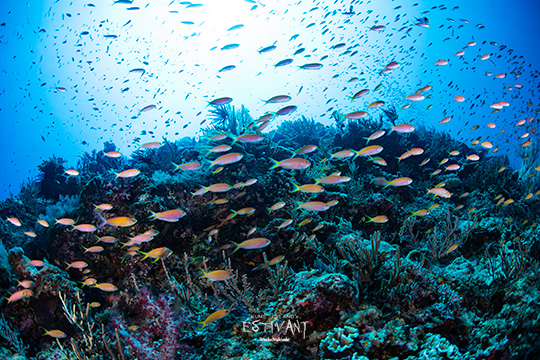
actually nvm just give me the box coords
[115,169,141,178]
[354,145,383,157]
[72,224,97,233]
[406,94,425,101]
[364,130,385,144]
[232,238,271,252]
[173,162,201,171]
[427,187,452,198]
[210,153,244,167]
[7,289,32,303]
[295,201,330,211]
[390,124,415,133]
[383,177,413,188]
[270,158,311,170]
[233,134,263,143]
[149,209,186,222]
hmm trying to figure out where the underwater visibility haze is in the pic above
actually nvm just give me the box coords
[0,0,540,359]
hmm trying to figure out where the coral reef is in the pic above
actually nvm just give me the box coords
[0,110,539,360]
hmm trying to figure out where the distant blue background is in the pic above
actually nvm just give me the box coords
[0,0,538,199]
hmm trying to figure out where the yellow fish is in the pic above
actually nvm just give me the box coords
[195,309,230,329]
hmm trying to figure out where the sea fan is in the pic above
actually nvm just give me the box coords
[381,106,398,125]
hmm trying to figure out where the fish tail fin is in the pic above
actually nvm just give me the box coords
[290,183,300,193]
[231,242,240,253]
[269,158,280,170]
[148,210,157,221]
[197,267,207,278]
[172,162,180,171]
[363,137,371,144]
[352,150,361,160]
[194,320,206,329]
[251,264,264,272]
[95,211,107,229]
[346,96,354,103]
[138,251,149,261]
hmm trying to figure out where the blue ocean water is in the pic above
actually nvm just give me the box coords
[0,1,539,359]
[0,0,538,198]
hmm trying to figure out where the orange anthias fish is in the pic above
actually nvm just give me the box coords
[6,217,22,226]
[139,247,172,262]
[115,169,141,178]
[354,145,384,158]
[93,283,117,292]
[366,215,388,224]
[42,329,67,338]
[199,269,233,281]
[195,309,230,329]
[383,177,413,188]
[96,212,137,228]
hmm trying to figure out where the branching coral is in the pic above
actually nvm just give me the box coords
[57,292,125,360]
[213,252,294,314]
[0,314,28,357]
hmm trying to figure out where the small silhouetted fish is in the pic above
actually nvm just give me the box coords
[104,34,118,38]
[140,105,156,113]
[219,65,236,72]
[227,24,244,31]
[129,68,145,75]
[263,95,291,104]
[221,43,239,50]
[81,31,89,35]
[293,48,305,56]
[300,63,323,70]
[181,21,194,25]
[114,0,133,3]
[209,97,232,106]
[126,6,139,10]
[275,59,293,67]
[259,45,276,53]
[276,105,297,116]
